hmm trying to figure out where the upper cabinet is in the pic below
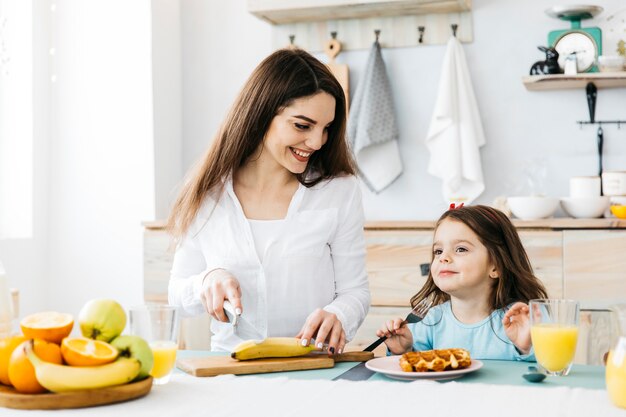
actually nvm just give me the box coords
[247,0,471,25]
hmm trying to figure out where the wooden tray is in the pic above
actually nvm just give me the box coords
[177,351,374,377]
[0,377,152,410]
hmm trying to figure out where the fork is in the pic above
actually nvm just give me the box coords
[363,303,428,352]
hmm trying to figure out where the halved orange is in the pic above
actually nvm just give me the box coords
[20,312,74,344]
[61,337,118,366]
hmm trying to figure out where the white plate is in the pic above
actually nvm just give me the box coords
[365,356,483,381]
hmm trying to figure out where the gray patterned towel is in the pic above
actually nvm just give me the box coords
[347,41,403,193]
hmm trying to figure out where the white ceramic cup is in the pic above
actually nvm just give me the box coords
[569,176,601,198]
[602,171,626,196]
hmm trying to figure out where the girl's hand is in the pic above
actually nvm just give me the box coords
[296,309,345,355]
[376,318,413,355]
[200,269,243,323]
[502,302,532,354]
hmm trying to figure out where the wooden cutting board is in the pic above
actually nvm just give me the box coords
[0,377,152,410]
[177,351,374,377]
[324,37,350,115]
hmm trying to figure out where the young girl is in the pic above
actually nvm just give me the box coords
[377,204,548,360]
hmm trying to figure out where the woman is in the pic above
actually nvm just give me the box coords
[167,48,370,354]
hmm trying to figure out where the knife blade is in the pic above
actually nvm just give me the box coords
[223,300,240,334]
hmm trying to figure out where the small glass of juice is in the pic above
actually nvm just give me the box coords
[529,299,579,376]
[129,304,179,385]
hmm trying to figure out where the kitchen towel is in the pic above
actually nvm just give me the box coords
[425,35,486,204]
[347,40,402,193]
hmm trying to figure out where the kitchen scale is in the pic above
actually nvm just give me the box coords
[546,5,603,73]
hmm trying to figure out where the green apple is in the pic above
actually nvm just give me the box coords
[78,299,127,342]
[110,335,154,380]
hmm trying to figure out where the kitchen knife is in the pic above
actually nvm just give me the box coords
[223,300,240,334]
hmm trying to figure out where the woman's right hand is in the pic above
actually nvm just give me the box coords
[200,269,243,323]
[376,318,413,355]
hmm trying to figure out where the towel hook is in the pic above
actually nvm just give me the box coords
[418,26,425,44]
[451,24,458,37]
[374,29,381,43]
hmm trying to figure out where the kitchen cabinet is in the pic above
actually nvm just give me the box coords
[143,219,626,363]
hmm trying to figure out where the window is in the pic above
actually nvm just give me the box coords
[0,0,32,239]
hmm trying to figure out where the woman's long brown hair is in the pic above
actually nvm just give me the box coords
[410,205,548,314]
[167,48,356,238]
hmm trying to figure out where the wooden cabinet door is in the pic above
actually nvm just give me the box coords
[518,231,563,299]
[365,230,433,307]
[564,230,626,309]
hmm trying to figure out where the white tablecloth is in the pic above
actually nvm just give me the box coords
[2,373,625,417]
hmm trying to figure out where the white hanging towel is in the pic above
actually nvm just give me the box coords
[425,36,486,204]
[348,40,403,193]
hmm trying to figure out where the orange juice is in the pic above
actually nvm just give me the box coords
[149,341,178,379]
[607,350,626,409]
[531,324,579,372]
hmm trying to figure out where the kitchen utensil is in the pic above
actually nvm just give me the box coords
[324,32,349,115]
[222,300,239,333]
[587,82,597,123]
[545,5,603,73]
[507,196,560,220]
[597,126,604,183]
[523,365,546,383]
[602,171,626,196]
[333,305,428,381]
[560,196,609,219]
[176,351,374,377]
[569,176,601,198]
[607,304,626,408]
[363,308,425,352]
[0,377,152,410]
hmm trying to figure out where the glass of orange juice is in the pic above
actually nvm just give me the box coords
[529,299,579,376]
[129,304,179,385]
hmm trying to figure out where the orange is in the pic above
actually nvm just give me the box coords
[8,339,63,393]
[0,335,28,385]
[61,337,118,366]
[20,311,74,344]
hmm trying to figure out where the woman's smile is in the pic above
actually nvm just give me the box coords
[290,147,312,162]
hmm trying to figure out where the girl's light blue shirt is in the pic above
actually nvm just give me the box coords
[407,301,535,361]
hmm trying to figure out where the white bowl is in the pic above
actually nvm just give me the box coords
[560,196,610,219]
[598,55,626,73]
[507,196,560,220]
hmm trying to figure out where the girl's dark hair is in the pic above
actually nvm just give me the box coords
[167,48,356,238]
[410,205,548,312]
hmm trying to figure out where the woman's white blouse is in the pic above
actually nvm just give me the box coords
[168,175,370,352]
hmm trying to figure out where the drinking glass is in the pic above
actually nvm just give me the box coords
[129,304,179,385]
[529,299,580,376]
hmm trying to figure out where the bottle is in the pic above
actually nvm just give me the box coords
[0,261,13,338]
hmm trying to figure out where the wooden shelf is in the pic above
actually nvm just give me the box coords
[247,0,471,25]
[522,73,626,91]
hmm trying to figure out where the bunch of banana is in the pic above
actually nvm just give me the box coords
[231,337,316,360]
[23,340,141,392]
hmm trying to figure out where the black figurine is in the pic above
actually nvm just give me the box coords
[529,46,560,75]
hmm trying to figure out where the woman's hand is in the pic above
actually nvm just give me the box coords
[502,302,532,355]
[376,318,413,355]
[296,309,345,355]
[200,269,243,323]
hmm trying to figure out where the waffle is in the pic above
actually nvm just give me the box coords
[399,348,472,372]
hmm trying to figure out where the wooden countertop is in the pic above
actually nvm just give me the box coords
[143,218,626,231]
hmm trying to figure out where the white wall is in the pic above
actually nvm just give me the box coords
[43,0,155,317]
[179,0,626,220]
